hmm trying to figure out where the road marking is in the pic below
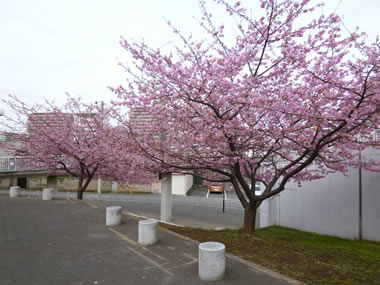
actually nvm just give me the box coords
[108,228,173,276]
[126,246,174,276]
[65,198,76,204]
[169,260,197,270]
[108,227,165,260]
[167,252,198,270]
[109,227,139,246]
[83,200,98,208]
[182,252,198,262]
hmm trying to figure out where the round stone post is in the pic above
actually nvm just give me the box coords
[9,186,20,198]
[199,242,226,281]
[106,206,122,226]
[138,220,158,246]
[42,188,54,200]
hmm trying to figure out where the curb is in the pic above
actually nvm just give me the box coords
[158,225,303,285]
[86,199,302,284]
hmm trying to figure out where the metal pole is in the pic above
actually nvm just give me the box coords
[222,190,225,213]
[359,149,363,241]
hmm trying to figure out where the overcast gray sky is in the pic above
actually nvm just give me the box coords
[0,0,379,117]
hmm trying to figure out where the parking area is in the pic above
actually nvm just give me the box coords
[0,196,291,284]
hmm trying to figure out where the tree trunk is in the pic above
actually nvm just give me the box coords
[242,203,257,233]
[77,175,84,200]
[77,189,84,200]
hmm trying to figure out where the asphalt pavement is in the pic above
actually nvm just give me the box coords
[0,189,246,229]
[0,196,297,285]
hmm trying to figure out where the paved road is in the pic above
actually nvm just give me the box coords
[0,189,247,229]
[0,196,294,285]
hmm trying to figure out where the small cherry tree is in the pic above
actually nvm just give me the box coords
[114,0,379,232]
[4,95,115,199]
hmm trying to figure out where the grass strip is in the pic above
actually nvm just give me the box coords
[161,225,380,284]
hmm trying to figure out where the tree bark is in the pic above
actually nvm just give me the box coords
[242,203,257,233]
[75,167,97,200]
[77,189,84,200]
[77,175,84,200]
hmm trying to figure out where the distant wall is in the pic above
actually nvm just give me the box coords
[59,176,112,192]
[0,173,154,193]
[151,173,194,196]
[119,182,151,193]
[0,177,11,189]
[260,148,380,241]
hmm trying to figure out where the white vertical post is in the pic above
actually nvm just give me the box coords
[111,181,118,192]
[106,206,122,226]
[9,186,20,198]
[199,242,226,281]
[42,188,54,200]
[97,178,102,195]
[138,220,158,245]
[160,173,172,222]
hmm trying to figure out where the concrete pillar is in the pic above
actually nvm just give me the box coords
[9,186,20,198]
[138,220,158,246]
[111,181,118,192]
[47,176,58,196]
[199,242,226,281]
[97,178,102,194]
[106,206,122,226]
[42,188,54,200]
[160,174,172,222]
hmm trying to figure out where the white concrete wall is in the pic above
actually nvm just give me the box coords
[172,173,193,195]
[184,174,193,194]
[172,174,184,195]
[260,148,380,241]
[157,173,193,196]
[362,148,380,241]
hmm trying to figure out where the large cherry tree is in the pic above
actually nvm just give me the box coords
[114,0,379,231]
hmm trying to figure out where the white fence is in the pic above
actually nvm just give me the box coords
[260,148,380,241]
[0,157,30,172]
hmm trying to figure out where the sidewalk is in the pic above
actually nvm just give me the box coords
[0,195,297,284]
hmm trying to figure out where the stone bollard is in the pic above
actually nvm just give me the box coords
[42,188,54,200]
[106,206,122,226]
[138,219,158,246]
[199,242,226,281]
[9,186,20,198]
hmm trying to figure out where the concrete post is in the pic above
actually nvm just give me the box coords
[111,181,118,192]
[199,242,226,281]
[97,178,102,195]
[160,174,172,222]
[42,188,54,200]
[47,176,58,197]
[106,206,122,226]
[9,186,20,198]
[138,220,158,246]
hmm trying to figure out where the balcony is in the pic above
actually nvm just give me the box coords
[0,157,31,172]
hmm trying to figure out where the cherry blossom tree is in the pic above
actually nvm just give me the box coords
[114,0,380,232]
[4,95,157,199]
[4,95,119,199]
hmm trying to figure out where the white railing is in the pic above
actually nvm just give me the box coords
[0,157,31,172]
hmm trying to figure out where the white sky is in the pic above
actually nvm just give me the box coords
[0,0,379,119]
